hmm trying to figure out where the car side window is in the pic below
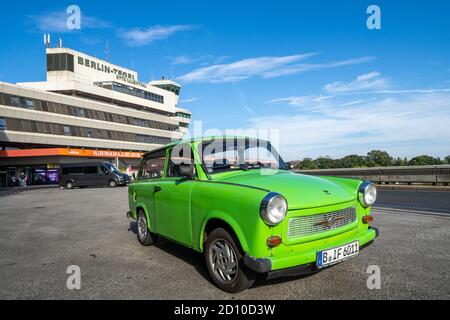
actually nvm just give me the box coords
[100,166,109,175]
[167,144,195,178]
[83,166,98,175]
[139,149,166,180]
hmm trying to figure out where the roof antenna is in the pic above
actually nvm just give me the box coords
[58,36,63,48]
[43,34,51,48]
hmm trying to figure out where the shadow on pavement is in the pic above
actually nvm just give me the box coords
[128,221,210,282]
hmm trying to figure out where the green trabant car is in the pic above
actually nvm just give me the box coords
[127,136,378,293]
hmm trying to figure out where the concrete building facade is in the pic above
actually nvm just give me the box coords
[0,47,191,187]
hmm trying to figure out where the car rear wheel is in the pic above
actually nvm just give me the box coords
[137,210,157,246]
[204,228,255,293]
[66,181,74,189]
[109,180,117,188]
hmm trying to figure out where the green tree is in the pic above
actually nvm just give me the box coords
[366,150,393,167]
[445,156,450,164]
[340,155,367,168]
[299,158,318,170]
[393,157,408,166]
[408,155,442,166]
[314,156,335,169]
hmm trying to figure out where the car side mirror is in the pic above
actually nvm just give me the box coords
[178,164,196,179]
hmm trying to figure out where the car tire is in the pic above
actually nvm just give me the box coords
[109,180,117,188]
[137,210,157,246]
[66,181,74,190]
[204,228,256,293]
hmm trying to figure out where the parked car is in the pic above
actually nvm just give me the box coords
[127,136,378,293]
[61,162,129,189]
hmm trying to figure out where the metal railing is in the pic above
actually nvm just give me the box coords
[294,165,450,184]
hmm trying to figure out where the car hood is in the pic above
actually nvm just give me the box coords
[213,170,356,210]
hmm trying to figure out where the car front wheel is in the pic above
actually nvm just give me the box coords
[109,180,117,187]
[66,181,74,189]
[204,228,255,293]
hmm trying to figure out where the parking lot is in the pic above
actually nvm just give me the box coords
[0,187,449,299]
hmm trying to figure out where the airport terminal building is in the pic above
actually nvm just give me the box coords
[0,47,191,187]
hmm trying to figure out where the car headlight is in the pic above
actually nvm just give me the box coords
[260,192,288,226]
[358,181,377,207]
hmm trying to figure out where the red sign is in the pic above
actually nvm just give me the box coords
[0,148,144,159]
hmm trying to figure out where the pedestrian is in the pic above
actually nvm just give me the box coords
[10,175,16,187]
[19,172,25,187]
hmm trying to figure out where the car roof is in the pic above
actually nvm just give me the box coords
[60,162,108,167]
[142,136,271,157]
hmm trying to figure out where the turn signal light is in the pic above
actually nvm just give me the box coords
[362,215,373,224]
[267,236,282,248]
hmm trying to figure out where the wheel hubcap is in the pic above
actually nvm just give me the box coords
[208,239,238,283]
[138,215,147,239]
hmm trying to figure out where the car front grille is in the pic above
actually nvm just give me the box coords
[287,206,357,239]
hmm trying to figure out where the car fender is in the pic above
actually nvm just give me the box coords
[134,202,152,228]
[199,211,250,253]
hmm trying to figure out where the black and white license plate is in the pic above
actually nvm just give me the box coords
[317,241,359,268]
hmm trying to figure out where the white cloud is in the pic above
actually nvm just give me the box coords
[324,71,388,93]
[268,95,334,108]
[177,54,375,83]
[347,88,450,95]
[180,97,199,103]
[248,91,450,160]
[262,57,376,79]
[172,55,198,65]
[26,11,111,33]
[177,53,316,83]
[171,54,231,66]
[119,25,196,46]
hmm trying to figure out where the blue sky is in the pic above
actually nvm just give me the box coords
[1,0,449,160]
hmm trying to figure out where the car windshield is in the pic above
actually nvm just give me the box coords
[105,163,122,175]
[201,138,288,174]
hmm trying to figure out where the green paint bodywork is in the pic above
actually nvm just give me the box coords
[128,136,377,271]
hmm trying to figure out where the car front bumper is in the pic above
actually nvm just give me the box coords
[244,227,379,278]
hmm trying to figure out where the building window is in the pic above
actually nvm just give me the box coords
[25,99,35,109]
[96,82,165,104]
[3,92,179,132]
[47,53,75,72]
[21,120,32,132]
[63,126,72,136]
[0,117,6,130]
[176,112,191,119]
[1,116,174,145]
[41,101,49,112]
[11,96,20,107]
[86,128,93,138]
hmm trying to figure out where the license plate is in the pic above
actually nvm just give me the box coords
[317,241,359,268]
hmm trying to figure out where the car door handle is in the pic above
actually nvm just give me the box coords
[154,186,162,193]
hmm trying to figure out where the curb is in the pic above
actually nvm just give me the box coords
[373,207,450,218]
[376,185,450,192]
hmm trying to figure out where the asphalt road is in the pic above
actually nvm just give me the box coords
[375,189,450,214]
[0,187,449,299]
